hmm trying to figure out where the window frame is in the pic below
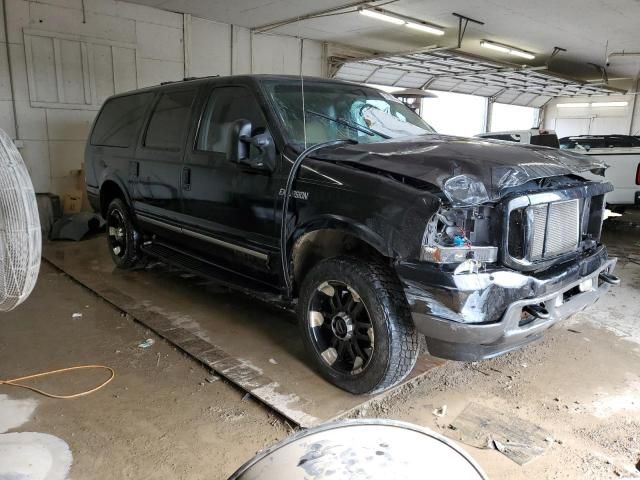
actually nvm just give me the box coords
[89,91,154,149]
[193,83,269,156]
[141,87,198,153]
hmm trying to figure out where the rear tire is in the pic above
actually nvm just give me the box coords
[298,256,422,395]
[106,198,143,269]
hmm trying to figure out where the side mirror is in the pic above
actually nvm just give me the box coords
[227,119,253,163]
[227,119,276,172]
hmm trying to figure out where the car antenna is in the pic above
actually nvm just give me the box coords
[300,38,307,149]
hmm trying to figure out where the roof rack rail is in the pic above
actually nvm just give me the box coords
[159,75,220,86]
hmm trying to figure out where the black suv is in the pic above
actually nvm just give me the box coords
[86,75,619,394]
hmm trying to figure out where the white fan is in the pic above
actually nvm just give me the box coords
[0,128,41,311]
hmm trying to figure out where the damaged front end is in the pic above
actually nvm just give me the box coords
[396,176,619,362]
[320,135,619,361]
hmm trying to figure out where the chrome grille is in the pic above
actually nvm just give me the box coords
[528,199,580,260]
[529,204,548,260]
[503,184,609,271]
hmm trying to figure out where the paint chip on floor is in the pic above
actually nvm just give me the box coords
[0,394,38,433]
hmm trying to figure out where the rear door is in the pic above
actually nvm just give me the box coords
[132,87,197,235]
[180,84,279,279]
[87,92,154,198]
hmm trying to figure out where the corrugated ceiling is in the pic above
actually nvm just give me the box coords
[332,49,623,107]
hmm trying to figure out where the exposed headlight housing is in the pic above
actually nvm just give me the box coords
[421,205,498,265]
[421,244,498,264]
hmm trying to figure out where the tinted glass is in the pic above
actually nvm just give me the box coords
[605,136,633,148]
[145,89,196,151]
[197,87,267,153]
[91,93,153,147]
[561,137,606,150]
[530,134,560,148]
[585,138,605,149]
[559,137,575,149]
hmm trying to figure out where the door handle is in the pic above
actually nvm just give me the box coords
[182,166,191,191]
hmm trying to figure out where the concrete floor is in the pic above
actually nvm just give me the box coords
[42,235,444,428]
[0,227,639,479]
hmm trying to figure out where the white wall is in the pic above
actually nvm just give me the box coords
[543,93,639,138]
[0,0,325,196]
[186,16,324,78]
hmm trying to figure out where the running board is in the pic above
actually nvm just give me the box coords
[141,242,283,300]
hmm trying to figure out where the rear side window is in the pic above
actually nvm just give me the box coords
[559,138,576,149]
[580,138,606,149]
[530,134,559,148]
[605,136,633,148]
[145,89,196,151]
[196,86,267,153]
[90,93,153,148]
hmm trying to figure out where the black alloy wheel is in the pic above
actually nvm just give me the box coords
[107,208,127,260]
[299,256,422,395]
[106,198,143,269]
[308,280,374,376]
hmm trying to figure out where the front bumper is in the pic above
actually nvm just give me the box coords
[397,246,618,361]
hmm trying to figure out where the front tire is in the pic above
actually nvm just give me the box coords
[298,256,422,395]
[106,198,143,269]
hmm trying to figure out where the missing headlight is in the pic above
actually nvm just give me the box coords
[421,205,498,264]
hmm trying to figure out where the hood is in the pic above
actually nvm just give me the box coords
[317,135,607,206]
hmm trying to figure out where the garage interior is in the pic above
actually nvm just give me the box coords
[1,0,639,478]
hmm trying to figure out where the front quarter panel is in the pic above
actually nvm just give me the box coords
[286,158,441,261]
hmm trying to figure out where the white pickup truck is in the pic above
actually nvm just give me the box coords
[476,131,640,209]
[476,128,560,148]
[559,135,640,209]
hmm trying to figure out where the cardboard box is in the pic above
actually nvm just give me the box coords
[62,190,83,214]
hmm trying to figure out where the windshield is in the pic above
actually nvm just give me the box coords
[262,80,436,147]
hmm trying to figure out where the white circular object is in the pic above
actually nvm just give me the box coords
[230,420,487,480]
[0,128,41,311]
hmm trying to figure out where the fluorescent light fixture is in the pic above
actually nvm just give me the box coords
[557,101,628,108]
[360,8,404,25]
[360,8,445,35]
[480,40,535,60]
[406,22,445,36]
[591,101,628,107]
[508,49,536,60]
[480,40,510,54]
[557,102,590,108]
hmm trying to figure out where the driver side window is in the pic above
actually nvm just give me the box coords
[197,86,268,153]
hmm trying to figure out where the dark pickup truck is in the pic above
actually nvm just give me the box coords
[85,75,619,394]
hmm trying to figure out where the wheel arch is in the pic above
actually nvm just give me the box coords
[291,216,393,294]
[99,175,131,218]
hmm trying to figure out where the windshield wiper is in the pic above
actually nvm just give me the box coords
[305,110,391,140]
